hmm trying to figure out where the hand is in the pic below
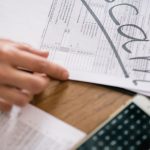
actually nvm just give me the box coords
[0,39,69,112]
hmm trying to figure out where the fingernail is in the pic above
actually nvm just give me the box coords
[62,71,69,80]
[21,89,30,96]
[42,50,49,54]
[42,51,49,58]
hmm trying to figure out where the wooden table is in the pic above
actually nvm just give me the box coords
[32,80,134,134]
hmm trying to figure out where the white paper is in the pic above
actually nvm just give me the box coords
[40,0,150,94]
[0,0,51,47]
[0,105,86,150]
[0,0,150,95]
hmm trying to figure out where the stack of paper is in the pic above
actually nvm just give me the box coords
[0,105,86,150]
[0,0,150,95]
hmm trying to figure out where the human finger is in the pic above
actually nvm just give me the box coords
[8,49,69,80]
[0,98,12,112]
[0,85,33,107]
[15,43,49,58]
[0,45,68,80]
[0,65,49,94]
[0,39,49,59]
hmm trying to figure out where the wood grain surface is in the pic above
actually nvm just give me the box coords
[32,80,134,133]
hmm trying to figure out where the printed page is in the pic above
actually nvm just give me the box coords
[40,0,150,93]
[0,105,86,150]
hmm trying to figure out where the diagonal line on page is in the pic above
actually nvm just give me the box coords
[81,0,129,78]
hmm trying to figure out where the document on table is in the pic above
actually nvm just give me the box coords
[0,0,150,95]
[40,0,150,95]
[0,105,86,150]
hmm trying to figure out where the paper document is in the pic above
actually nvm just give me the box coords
[0,0,150,95]
[0,105,86,150]
[40,0,150,94]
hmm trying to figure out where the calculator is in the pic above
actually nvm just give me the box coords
[72,95,150,150]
